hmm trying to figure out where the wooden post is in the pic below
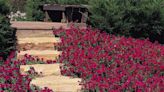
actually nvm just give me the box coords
[44,11,50,22]
[81,12,84,23]
[81,11,88,23]
[61,11,66,23]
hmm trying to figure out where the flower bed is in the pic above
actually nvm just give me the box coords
[0,52,53,92]
[54,28,164,92]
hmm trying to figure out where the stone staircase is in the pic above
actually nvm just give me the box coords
[17,32,62,61]
[12,21,83,92]
[15,22,62,61]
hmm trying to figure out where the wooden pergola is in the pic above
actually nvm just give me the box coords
[42,4,89,23]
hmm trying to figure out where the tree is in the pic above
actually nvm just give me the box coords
[88,0,164,44]
[9,0,27,12]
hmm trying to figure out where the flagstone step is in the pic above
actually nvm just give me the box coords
[16,30,54,38]
[18,37,61,44]
[11,21,68,30]
[31,75,81,92]
[18,42,58,50]
[17,37,60,50]
[17,50,62,61]
[20,64,61,76]
[11,21,86,30]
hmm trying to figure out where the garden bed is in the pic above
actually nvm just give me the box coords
[54,28,164,92]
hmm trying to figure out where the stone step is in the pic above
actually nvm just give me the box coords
[11,21,86,30]
[17,42,58,50]
[18,37,61,44]
[11,21,68,30]
[16,30,54,38]
[17,37,60,50]
[17,50,62,61]
[20,64,61,76]
[31,75,81,92]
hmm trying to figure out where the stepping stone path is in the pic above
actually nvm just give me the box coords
[11,21,84,92]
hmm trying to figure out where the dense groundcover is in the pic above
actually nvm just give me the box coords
[0,52,53,91]
[54,27,164,92]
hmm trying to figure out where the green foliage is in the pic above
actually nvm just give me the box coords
[9,0,26,12]
[0,0,10,16]
[25,0,45,21]
[89,0,164,44]
[0,0,16,63]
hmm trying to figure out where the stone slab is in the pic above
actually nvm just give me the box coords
[18,37,61,44]
[16,30,54,38]
[31,75,81,92]
[20,64,61,76]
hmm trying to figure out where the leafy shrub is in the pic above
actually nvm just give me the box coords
[0,0,16,63]
[9,0,26,12]
[9,11,27,21]
[0,0,10,16]
[89,0,164,44]
[25,0,46,21]
[54,27,164,92]
[0,52,53,91]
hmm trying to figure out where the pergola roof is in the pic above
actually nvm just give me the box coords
[43,4,88,11]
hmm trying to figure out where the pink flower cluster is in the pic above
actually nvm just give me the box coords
[0,52,53,92]
[54,28,164,92]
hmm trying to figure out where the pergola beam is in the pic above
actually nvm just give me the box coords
[43,4,88,11]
